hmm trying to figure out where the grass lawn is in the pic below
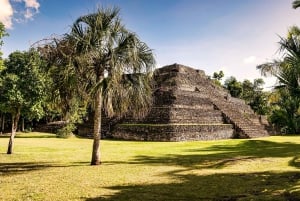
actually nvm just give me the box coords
[1,133,300,200]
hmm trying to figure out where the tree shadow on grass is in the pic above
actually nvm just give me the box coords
[0,162,60,175]
[87,139,300,200]
[86,171,300,201]
[15,135,57,138]
[122,139,300,170]
[0,133,56,138]
[0,161,89,175]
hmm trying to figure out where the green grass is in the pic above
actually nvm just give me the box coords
[1,132,300,200]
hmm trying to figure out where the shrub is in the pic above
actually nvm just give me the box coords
[56,123,75,138]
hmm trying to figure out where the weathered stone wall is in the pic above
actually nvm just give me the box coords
[113,124,234,141]
[77,123,93,138]
[227,96,253,114]
[34,121,67,134]
[110,63,237,141]
[77,111,119,138]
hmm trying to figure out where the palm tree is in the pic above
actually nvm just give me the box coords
[257,26,300,96]
[257,26,300,133]
[293,0,300,9]
[39,7,155,165]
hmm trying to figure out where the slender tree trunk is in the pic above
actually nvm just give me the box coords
[0,113,2,134]
[7,110,21,154]
[21,117,25,132]
[91,89,103,165]
[1,114,4,133]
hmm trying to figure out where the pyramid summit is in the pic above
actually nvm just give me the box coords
[79,63,271,141]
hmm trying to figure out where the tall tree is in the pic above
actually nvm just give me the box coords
[212,70,224,86]
[39,7,155,165]
[0,50,46,154]
[257,26,300,97]
[241,78,269,115]
[224,76,243,98]
[269,88,300,133]
[257,26,300,133]
[0,22,8,133]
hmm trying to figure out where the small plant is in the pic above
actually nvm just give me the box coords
[56,123,75,138]
[24,127,32,133]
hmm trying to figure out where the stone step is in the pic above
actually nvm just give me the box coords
[209,92,270,138]
[125,119,223,123]
[112,123,234,141]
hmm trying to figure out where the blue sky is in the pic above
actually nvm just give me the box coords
[1,0,300,88]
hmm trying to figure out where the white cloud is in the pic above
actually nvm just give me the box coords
[22,0,40,21]
[243,56,257,64]
[24,0,39,10]
[0,0,13,29]
[151,1,300,91]
[0,0,40,29]
[24,8,34,19]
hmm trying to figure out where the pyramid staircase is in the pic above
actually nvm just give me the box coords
[209,95,269,138]
[188,70,269,138]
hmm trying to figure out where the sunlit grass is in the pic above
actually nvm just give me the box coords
[1,132,300,200]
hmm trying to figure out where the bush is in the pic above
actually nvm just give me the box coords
[56,123,75,138]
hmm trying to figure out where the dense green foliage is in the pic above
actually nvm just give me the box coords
[241,78,269,115]
[0,50,46,120]
[268,89,300,133]
[0,50,46,153]
[2,51,46,116]
[212,70,224,86]
[223,76,269,115]
[56,123,76,138]
[224,76,243,98]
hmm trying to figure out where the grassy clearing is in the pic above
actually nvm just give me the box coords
[1,133,300,200]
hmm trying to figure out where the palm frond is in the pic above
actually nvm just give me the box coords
[37,6,155,121]
[293,0,300,9]
[256,60,281,77]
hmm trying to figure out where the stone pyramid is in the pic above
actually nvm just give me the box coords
[110,64,270,141]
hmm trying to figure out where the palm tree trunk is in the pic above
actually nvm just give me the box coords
[7,110,21,154]
[91,89,102,165]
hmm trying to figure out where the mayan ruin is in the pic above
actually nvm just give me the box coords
[78,63,271,141]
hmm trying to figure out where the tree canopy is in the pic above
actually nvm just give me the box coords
[0,22,8,72]
[0,22,8,93]
[224,76,243,98]
[223,76,269,115]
